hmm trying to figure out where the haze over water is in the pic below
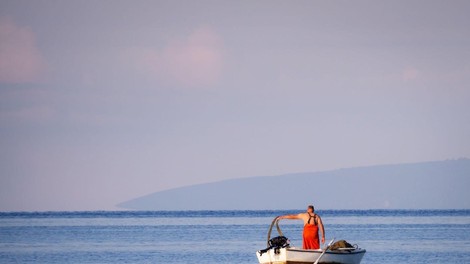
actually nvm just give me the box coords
[1,0,470,211]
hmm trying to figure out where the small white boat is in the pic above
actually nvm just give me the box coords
[257,247,366,264]
[256,217,366,264]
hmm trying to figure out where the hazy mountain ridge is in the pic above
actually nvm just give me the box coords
[118,159,470,210]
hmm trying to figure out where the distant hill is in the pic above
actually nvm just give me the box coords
[118,159,470,210]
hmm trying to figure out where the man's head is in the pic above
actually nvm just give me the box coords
[307,205,315,213]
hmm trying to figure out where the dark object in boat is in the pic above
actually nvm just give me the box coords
[329,240,357,251]
[258,236,290,256]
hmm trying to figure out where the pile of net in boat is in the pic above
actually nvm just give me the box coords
[258,236,290,256]
[329,240,358,251]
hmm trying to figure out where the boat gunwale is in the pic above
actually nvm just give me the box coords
[286,248,366,255]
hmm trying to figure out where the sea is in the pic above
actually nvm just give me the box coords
[0,210,469,263]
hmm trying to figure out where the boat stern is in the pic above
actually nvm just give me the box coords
[256,248,287,264]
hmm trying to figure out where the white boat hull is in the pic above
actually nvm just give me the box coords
[257,247,366,264]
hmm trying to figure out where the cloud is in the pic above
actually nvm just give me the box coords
[402,66,419,81]
[126,26,224,88]
[399,65,470,93]
[0,17,47,83]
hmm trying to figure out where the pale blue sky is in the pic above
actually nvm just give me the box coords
[1,0,469,211]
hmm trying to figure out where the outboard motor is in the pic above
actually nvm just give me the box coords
[258,236,290,256]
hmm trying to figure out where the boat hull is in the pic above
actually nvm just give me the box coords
[257,248,366,264]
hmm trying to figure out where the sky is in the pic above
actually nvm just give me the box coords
[0,0,469,211]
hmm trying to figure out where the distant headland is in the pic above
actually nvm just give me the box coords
[118,159,470,210]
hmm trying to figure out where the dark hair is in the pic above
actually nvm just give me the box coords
[308,205,315,212]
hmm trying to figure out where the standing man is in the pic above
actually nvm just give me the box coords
[278,205,325,249]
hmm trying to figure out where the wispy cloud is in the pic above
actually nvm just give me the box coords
[0,17,47,83]
[125,26,224,88]
[402,66,420,82]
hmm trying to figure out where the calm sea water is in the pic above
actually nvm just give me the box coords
[0,210,469,263]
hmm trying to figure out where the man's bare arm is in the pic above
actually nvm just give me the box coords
[318,215,326,244]
[279,213,302,220]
